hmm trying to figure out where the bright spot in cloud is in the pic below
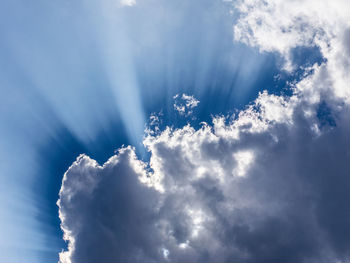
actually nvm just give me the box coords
[162,248,169,259]
[233,151,254,177]
[179,240,190,249]
[187,208,205,238]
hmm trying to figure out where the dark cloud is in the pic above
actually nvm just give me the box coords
[58,148,164,263]
[58,101,350,262]
[57,1,350,262]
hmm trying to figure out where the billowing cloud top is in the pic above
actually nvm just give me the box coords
[57,0,350,262]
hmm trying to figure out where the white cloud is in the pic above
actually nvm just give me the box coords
[233,151,254,177]
[173,94,200,116]
[119,0,136,7]
[57,0,350,262]
[234,0,350,102]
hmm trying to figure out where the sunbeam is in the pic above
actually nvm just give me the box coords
[1,0,339,262]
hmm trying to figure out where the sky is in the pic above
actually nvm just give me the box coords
[1,0,350,262]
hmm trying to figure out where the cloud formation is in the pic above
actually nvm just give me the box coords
[58,100,350,262]
[58,0,350,262]
[234,0,350,101]
[173,94,200,116]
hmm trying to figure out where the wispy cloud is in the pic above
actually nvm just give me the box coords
[173,94,200,116]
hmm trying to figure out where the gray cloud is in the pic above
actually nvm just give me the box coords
[58,101,350,262]
[57,0,350,262]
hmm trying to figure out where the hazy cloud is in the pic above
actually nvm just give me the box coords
[120,0,136,7]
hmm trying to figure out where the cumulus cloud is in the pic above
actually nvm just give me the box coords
[57,0,350,262]
[58,98,350,262]
[173,94,200,117]
[234,0,350,102]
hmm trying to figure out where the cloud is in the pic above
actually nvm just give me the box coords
[173,94,200,117]
[59,105,350,262]
[58,148,162,263]
[57,0,350,262]
[58,95,350,262]
[119,0,136,7]
[233,0,350,102]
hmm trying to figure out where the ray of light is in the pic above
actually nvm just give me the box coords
[0,0,289,262]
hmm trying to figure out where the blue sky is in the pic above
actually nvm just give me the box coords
[1,0,349,262]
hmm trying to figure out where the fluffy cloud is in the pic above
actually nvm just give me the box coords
[58,148,162,263]
[58,99,350,262]
[234,0,350,101]
[58,1,350,262]
[173,94,200,117]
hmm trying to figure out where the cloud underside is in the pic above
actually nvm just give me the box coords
[58,0,350,262]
